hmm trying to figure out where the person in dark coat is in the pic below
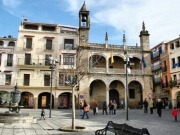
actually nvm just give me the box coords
[156,99,163,117]
[143,98,148,113]
[81,100,89,119]
[102,101,108,115]
[40,108,45,120]
[108,100,114,115]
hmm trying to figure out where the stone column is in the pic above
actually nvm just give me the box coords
[34,97,38,109]
[106,59,109,73]
[54,98,58,109]
[106,87,109,105]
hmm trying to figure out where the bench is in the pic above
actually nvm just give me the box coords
[95,121,150,135]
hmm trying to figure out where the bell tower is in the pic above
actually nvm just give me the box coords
[79,1,90,46]
[139,21,150,51]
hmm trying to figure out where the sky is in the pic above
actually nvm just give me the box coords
[0,0,180,48]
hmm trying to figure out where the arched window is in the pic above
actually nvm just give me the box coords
[8,41,15,46]
[0,41,4,46]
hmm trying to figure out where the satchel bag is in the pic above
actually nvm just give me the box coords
[84,106,89,112]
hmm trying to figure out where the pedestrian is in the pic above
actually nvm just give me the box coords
[108,100,114,115]
[79,100,84,116]
[40,108,45,120]
[102,101,108,115]
[121,100,124,109]
[143,98,148,113]
[113,100,117,115]
[171,107,178,122]
[148,98,154,114]
[93,99,98,115]
[81,100,89,119]
[156,99,163,117]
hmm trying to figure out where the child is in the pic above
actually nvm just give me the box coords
[41,108,45,120]
[171,107,178,122]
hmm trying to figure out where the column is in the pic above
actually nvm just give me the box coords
[34,97,38,109]
[54,98,58,109]
[106,87,109,105]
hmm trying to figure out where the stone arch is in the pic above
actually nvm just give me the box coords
[128,78,144,90]
[38,92,54,109]
[20,91,34,108]
[58,92,72,109]
[89,79,106,108]
[128,80,143,108]
[89,54,106,68]
[0,91,11,104]
[173,90,180,107]
[109,80,124,108]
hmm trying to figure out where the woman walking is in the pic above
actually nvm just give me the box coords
[81,100,89,119]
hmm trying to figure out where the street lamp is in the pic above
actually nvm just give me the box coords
[49,57,58,118]
[123,33,130,121]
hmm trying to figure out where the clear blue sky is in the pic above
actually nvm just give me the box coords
[0,0,180,48]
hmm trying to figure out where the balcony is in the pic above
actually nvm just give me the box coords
[162,66,167,72]
[152,64,161,71]
[89,68,142,75]
[17,58,49,68]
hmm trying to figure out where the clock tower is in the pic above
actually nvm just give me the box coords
[139,21,150,51]
[79,1,90,46]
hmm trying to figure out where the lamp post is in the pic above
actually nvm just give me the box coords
[49,57,58,118]
[123,33,129,121]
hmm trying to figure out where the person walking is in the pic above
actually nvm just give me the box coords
[102,101,108,115]
[148,98,154,114]
[120,100,124,109]
[171,107,178,122]
[81,100,89,119]
[143,98,148,113]
[156,99,163,117]
[40,108,45,120]
[93,99,98,115]
[108,100,114,115]
[113,100,117,115]
[79,100,84,116]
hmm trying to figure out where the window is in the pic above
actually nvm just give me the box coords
[59,74,64,85]
[44,75,50,86]
[170,43,174,50]
[7,54,13,66]
[172,58,175,68]
[24,74,30,86]
[65,74,77,84]
[176,41,180,48]
[42,26,56,31]
[178,56,180,67]
[64,39,74,50]
[25,53,31,65]
[8,41,15,46]
[26,38,32,49]
[63,54,74,65]
[45,39,52,50]
[24,24,38,30]
[5,74,11,85]
[129,89,135,99]
[173,75,177,81]
[45,54,51,66]
[0,41,4,46]
[0,54,1,66]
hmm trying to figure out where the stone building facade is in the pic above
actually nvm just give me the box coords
[78,2,153,108]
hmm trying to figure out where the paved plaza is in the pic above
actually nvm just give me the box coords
[0,108,180,135]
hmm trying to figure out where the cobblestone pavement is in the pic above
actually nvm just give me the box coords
[0,108,180,135]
